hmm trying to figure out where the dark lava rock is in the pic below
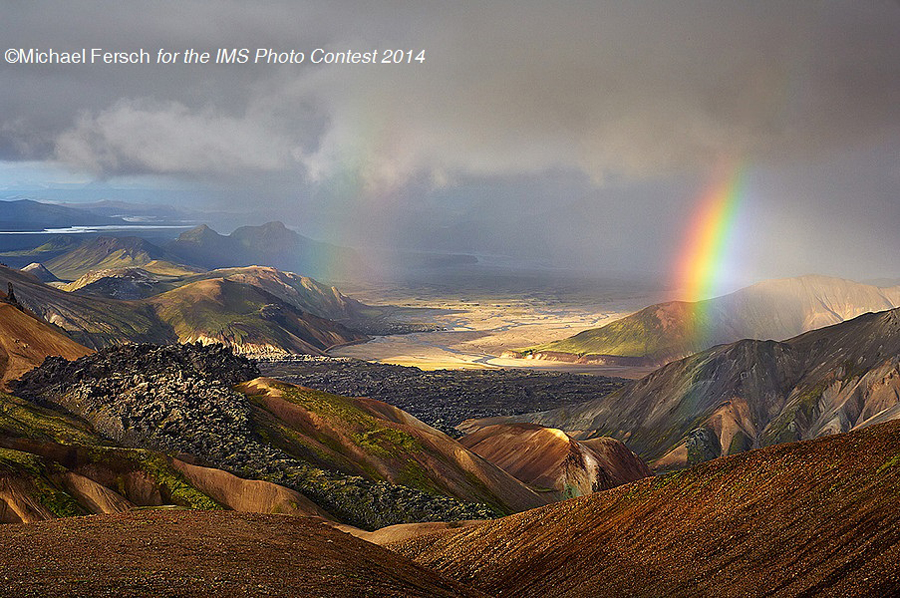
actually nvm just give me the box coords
[15,343,495,529]
[260,357,628,437]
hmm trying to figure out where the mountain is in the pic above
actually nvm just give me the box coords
[474,307,900,469]
[391,419,900,597]
[44,236,200,281]
[184,266,364,321]
[0,265,363,356]
[61,268,164,300]
[459,423,651,499]
[520,275,900,366]
[19,263,60,283]
[0,199,124,232]
[147,278,365,356]
[0,299,91,390]
[0,264,176,349]
[59,264,365,323]
[0,511,483,597]
[166,222,360,280]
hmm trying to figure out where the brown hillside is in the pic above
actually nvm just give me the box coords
[0,511,486,597]
[0,302,91,390]
[170,459,332,520]
[391,420,900,597]
[239,378,549,514]
[460,423,650,498]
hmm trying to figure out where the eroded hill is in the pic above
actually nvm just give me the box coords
[460,423,650,499]
[12,344,540,529]
[0,296,92,390]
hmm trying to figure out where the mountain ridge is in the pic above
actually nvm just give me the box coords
[469,306,900,469]
[518,275,900,366]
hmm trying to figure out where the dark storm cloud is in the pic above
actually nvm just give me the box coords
[1,1,899,282]
[1,1,898,183]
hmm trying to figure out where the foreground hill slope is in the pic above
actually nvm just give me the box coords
[459,423,650,499]
[524,275,900,366]
[0,300,92,390]
[392,420,900,597]
[478,307,900,468]
[0,511,485,597]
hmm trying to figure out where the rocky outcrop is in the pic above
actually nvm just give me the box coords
[14,343,496,529]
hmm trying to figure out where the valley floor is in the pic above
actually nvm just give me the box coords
[331,274,664,378]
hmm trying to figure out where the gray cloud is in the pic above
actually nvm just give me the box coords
[54,99,305,175]
[1,1,899,282]
[0,1,896,184]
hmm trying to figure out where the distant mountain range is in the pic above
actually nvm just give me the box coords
[44,236,198,280]
[474,306,900,469]
[166,222,360,280]
[0,264,365,356]
[0,226,383,357]
[0,199,126,232]
[516,275,900,366]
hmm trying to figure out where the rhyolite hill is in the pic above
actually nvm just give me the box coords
[475,306,900,469]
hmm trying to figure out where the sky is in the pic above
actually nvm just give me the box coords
[2,1,899,289]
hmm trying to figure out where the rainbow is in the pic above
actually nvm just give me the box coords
[672,162,748,343]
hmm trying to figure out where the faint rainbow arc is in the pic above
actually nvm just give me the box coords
[672,163,748,344]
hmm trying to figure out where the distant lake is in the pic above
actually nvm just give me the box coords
[0,224,196,234]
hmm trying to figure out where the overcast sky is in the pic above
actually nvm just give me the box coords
[2,1,899,287]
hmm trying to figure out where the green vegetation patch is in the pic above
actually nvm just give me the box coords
[352,428,421,458]
[139,453,222,511]
[878,454,900,474]
[0,392,101,445]
[274,384,424,456]
[0,447,83,517]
